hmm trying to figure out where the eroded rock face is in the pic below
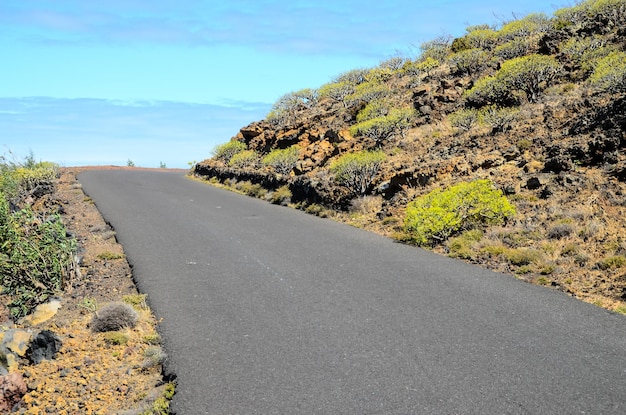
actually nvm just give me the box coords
[0,372,27,412]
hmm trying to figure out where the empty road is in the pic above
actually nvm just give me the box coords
[79,170,626,414]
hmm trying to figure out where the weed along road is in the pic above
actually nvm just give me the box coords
[78,170,626,414]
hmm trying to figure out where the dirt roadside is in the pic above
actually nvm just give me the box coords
[3,166,184,414]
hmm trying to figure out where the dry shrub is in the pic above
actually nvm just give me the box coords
[91,302,138,332]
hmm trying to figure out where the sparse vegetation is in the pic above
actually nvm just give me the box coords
[192,0,626,310]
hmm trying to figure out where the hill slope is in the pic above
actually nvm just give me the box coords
[194,0,626,311]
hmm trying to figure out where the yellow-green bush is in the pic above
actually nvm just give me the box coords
[318,81,356,107]
[588,51,626,93]
[448,48,490,76]
[212,141,247,164]
[228,150,258,169]
[465,54,560,105]
[448,108,480,131]
[269,185,292,205]
[479,105,519,132]
[349,108,415,144]
[403,180,516,246]
[262,146,299,176]
[329,150,386,196]
[356,100,389,123]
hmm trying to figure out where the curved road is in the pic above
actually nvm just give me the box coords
[78,170,626,414]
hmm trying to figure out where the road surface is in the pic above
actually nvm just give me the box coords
[79,170,626,414]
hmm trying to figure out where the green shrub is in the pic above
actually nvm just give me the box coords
[403,180,516,246]
[448,48,490,76]
[448,108,480,131]
[332,68,370,85]
[498,54,561,103]
[463,28,498,50]
[235,181,268,198]
[597,255,626,270]
[349,107,415,144]
[465,54,560,105]
[228,150,259,169]
[479,105,519,132]
[588,51,626,93]
[329,150,386,196]
[269,185,292,205]
[212,141,247,164]
[464,75,511,107]
[447,229,484,259]
[262,146,299,176]
[0,203,77,319]
[103,331,129,345]
[356,100,389,123]
[494,38,533,60]
[346,82,389,107]
[503,248,543,266]
[497,13,550,41]
[267,89,318,127]
[415,57,440,77]
[560,36,606,64]
[419,35,452,62]
[318,81,356,107]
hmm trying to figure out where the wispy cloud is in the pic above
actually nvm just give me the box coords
[0,97,270,167]
[0,1,558,56]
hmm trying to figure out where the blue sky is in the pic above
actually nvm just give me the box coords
[1,0,562,168]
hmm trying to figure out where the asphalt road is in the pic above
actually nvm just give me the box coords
[78,170,626,414]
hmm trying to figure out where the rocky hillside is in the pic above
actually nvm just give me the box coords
[194,0,626,311]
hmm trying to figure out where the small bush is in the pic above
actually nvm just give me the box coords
[228,150,258,169]
[269,185,292,205]
[504,248,543,266]
[318,81,356,107]
[0,203,76,319]
[498,54,561,103]
[447,229,484,259]
[448,108,480,131]
[419,35,452,62]
[91,302,138,332]
[103,331,129,345]
[350,195,383,214]
[143,333,161,345]
[448,48,489,76]
[479,105,519,132]
[123,293,148,309]
[404,180,516,246]
[356,100,389,123]
[464,75,511,107]
[494,38,533,60]
[212,141,247,164]
[330,150,386,196]
[349,108,415,144]
[588,51,626,93]
[262,146,299,176]
[142,346,167,369]
[597,255,626,270]
[547,223,574,239]
[235,181,268,198]
[97,252,125,260]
